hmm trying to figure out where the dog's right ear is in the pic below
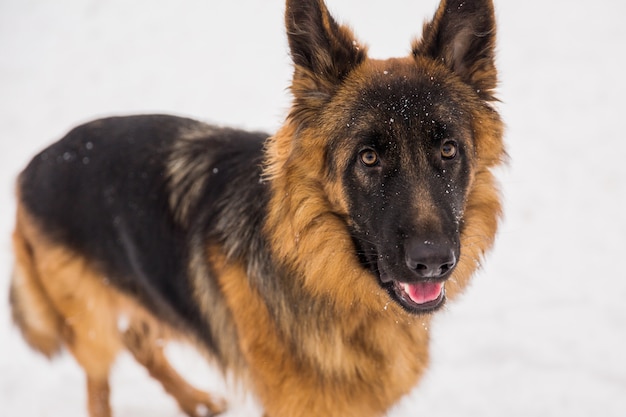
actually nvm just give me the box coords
[285,0,367,121]
[413,0,498,100]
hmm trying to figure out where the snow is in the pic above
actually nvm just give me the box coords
[1,0,625,416]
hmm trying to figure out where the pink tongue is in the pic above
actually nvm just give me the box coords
[401,282,443,304]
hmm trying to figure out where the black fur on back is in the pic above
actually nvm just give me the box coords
[19,114,270,354]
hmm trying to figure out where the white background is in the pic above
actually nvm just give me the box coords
[1,0,625,416]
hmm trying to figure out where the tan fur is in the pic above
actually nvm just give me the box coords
[10,224,63,358]
[255,14,504,413]
[167,123,220,228]
[447,100,505,299]
[11,205,225,417]
[212,246,431,417]
[264,58,504,310]
[10,1,503,416]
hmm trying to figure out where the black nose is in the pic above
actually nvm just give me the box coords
[405,238,457,279]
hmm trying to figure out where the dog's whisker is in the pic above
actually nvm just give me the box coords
[10,0,503,415]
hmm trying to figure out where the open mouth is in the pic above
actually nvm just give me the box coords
[383,279,446,314]
[351,237,450,314]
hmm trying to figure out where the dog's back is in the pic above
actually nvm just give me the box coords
[10,1,503,416]
[10,114,267,417]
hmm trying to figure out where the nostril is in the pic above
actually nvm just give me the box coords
[415,263,428,272]
[439,260,455,275]
[405,238,457,279]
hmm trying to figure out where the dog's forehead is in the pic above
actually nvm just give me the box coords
[344,58,463,123]
[328,58,467,142]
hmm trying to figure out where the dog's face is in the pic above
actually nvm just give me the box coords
[279,0,503,314]
[325,60,478,313]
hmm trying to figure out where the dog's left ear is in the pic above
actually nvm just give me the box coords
[285,0,367,117]
[413,0,497,99]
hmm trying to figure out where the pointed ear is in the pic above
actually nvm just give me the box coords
[413,0,498,99]
[285,0,367,114]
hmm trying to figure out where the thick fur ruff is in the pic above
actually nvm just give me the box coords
[10,1,504,416]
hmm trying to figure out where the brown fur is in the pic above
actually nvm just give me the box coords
[212,245,431,417]
[11,206,225,417]
[10,1,503,416]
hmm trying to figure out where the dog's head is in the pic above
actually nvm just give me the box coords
[268,0,504,315]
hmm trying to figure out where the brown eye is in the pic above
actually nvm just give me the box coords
[441,140,458,160]
[359,149,379,167]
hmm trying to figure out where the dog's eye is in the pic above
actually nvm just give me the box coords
[441,140,458,160]
[359,149,379,167]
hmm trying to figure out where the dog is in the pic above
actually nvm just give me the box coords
[9,0,504,416]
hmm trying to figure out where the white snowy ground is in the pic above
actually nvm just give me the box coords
[1,0,625,416]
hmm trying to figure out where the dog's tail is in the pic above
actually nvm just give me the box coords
[9,209,63,358]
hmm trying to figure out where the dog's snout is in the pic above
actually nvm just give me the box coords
[405,238,457,279]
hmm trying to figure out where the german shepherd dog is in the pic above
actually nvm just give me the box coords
[10,0,504,416]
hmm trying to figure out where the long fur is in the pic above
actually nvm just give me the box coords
[10,1,504,416]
